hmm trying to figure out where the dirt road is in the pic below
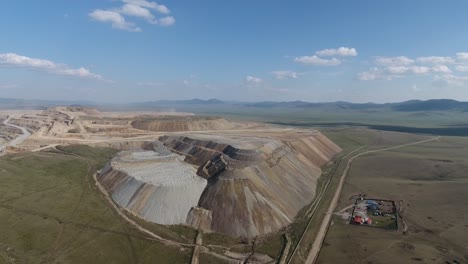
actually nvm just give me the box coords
[305,136,440,264]
[0,116,31,152]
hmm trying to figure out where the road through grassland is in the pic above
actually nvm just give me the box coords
[304,136,441,264]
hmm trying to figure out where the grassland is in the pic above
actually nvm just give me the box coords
[0,145,192,264]
[281,128,468,264]
[192,107,468,136]
[316,134,468,264]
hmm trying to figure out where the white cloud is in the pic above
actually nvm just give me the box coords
[386,66,409,75]
[357,68,393,81]
[271,70,299,80]
[245,75,263,85]
[360,54,463,82]
[455,65,468,72]
[410,66,431,74]
[357,71,378,81]
[431,65,451,73]
[89,9,141,32]
[120,4,157,24]
[416,56,454,65]
[90,0,174,31]
[359,64,459,83]
[0,53,104,80]
[294,46,357,66]
[433,74,468,87]
[358,64,433,81]
[385,66,430,75]
[375,56,414,66]
[294,55,341,66]
[315,47,358,57]
[159,16,175,26]
[122,0,170,14]
[456,52,468,61]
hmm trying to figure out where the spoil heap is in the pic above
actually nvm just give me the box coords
[98,145,207,225]
[159,132,341,238]
[97,131,341,238]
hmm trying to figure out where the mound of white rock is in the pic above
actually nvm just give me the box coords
[98,148,207,225]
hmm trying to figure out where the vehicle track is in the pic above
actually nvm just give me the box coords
[286,145,364,264]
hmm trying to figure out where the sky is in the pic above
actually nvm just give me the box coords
[2,0,468,103]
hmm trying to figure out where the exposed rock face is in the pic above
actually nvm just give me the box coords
[159,132,341,238]
[98,149,207,225]
[131,117,238,132]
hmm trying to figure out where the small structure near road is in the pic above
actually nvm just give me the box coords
[350,198,398,230]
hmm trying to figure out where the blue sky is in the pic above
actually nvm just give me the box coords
[2,0,468,103]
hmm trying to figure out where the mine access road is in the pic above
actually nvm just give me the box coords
[0,116,32,153]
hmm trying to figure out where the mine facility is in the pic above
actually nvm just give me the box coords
[350,198,398,230]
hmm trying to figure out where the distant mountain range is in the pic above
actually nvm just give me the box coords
[125,98,468,112]
[1,97,468,112]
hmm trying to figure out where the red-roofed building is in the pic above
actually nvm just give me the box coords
[353,216,363,224]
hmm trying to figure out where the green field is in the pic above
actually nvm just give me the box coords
[0,146,192,264]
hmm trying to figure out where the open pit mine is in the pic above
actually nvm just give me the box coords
[0,106,341,239]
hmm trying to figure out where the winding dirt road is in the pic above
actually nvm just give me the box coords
[305,136,440,264]
[0,116,31,153]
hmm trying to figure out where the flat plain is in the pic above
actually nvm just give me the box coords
[316,134,468,264]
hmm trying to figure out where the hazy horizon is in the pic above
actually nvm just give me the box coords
[2,96,468,106]
[3,1,468,103]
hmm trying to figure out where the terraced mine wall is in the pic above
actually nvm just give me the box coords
[131,117,237,132]
[97,132,341,239]
[0,125,22,141]
[159,133,342,238]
